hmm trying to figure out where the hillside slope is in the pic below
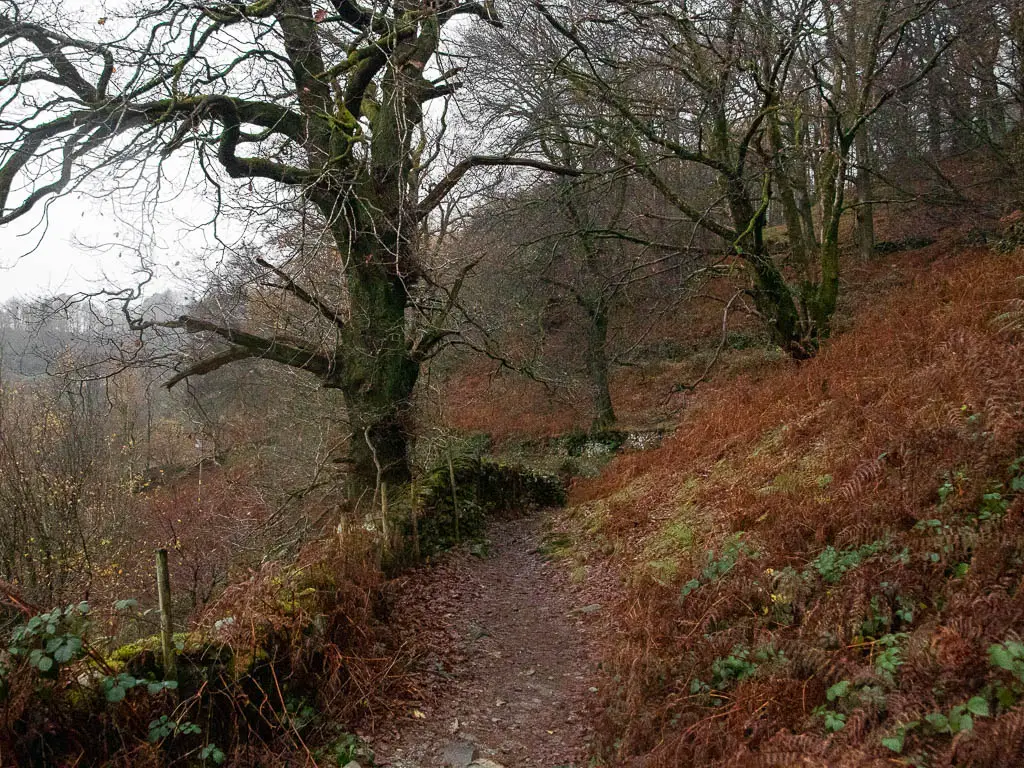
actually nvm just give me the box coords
[555,246,1024,766]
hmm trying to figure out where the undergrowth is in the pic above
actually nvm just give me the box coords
[0,531,402,768]
[1,456,563,767]
[557,249,1024,766]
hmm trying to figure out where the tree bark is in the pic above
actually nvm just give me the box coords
[584,302,616,432]
[769,112,811,275]
[338,251,419,496]
[927,67,944,158]
[724,175,808,357]
[854,126,875,261]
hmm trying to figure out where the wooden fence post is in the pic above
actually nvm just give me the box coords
[156,549,176,681]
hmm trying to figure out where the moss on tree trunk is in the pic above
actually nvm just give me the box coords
[339,250,419,497]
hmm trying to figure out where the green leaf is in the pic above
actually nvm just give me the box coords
[826,680,851,701]
[966,696,990,717]
[881,734,905,753]
[997,685,1017,709]
[989,644,1015,670]
[36,655,53,673]
[925,712,949,732]
[200,744,226,764]
[951,711,973,734]
[105,683,126,703]
[54,637,82,663]
[824,711,847,732]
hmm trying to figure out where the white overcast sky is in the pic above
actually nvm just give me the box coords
[0,0,263,303]
[0,1,478,303]
[0,176,217,302]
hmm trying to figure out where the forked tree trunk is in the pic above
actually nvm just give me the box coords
[724,176,810,358]
[769,112,811,277]
[811,147,849,339]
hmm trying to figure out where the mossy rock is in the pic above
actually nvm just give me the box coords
[561,429,628,457]
[385,457,565,564]
[108,632,230,681]
[874,235,936,254]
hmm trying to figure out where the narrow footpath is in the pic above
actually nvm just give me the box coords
[370,515,602,768]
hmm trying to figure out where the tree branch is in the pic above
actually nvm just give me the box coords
[254,256,346,330]
[144,315,342,386]
[164,347,255,388]
[416,155,582,220]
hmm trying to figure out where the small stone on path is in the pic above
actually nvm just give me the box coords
[442,740,476,768]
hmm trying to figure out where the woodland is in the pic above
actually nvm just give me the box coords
[0,0,1023,766]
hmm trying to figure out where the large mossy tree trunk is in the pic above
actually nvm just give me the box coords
[338,255,420,497]
[322,21,436,500]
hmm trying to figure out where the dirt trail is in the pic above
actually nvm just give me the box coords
[370,515,601,768]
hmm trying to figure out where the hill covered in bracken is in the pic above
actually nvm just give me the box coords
[551,242,1024,766]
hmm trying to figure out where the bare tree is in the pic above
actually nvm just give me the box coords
[0,0,576,496]
[533,0,953,356]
